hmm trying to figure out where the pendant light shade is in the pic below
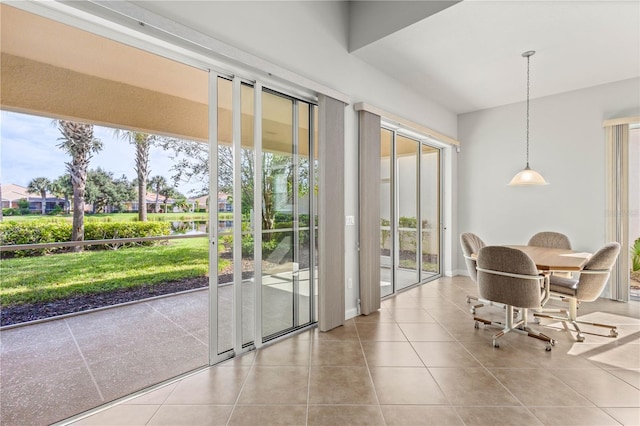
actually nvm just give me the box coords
[508,50,548,186]
[509,166,548,185]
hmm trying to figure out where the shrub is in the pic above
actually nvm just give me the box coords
[0,220,171,258]
[0,221,72,257]
[2,208,18,216]
[632,238,640,272]
[48,205,63,216]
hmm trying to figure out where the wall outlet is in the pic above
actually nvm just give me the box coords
[348,278,353,289]
[345,215,355,226]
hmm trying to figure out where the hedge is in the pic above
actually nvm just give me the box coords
[0,220,171,258]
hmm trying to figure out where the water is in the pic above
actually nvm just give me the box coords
[170,220,208,235]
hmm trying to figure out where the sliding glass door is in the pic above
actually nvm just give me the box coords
[211,78,317,362]
[380,127,441,297]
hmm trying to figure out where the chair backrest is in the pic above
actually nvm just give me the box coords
[528,231,572,250]
[476,246,543,309]
[460,233,486,282]
[576,242,621,302]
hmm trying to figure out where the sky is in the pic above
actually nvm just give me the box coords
[0,111,205,197]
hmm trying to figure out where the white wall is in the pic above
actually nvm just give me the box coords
[457,78,640,283]
[130,1,458,318]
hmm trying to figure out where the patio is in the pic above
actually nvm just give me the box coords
[0,276,309,426]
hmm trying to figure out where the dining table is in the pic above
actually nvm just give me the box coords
[503,245,592,272]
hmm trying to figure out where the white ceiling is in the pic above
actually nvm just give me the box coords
[352,0,640,114]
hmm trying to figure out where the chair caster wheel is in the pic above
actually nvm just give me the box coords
[470,308,476,314]
[492,340,499,348]
[545,345,552,351]
[474,321,479,329]
[466,297,471,304]
[576,335,585,342]
[533,317,541,324]
[610,329,618,338]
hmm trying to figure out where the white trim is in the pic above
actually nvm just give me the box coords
[603,116,640,127]
[345,307,359,320]
[357,102,459,146]
[253,82,264,349]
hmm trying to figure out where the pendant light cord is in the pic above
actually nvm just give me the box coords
[525,53,530,168]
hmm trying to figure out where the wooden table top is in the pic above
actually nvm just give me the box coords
[507,245,592,271]
[473,245,592,272]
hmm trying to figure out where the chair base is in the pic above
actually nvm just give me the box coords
[533,296,618,342]
[474,306,555,351]
[466,295,518,317]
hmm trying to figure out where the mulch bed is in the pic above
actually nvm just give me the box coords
[1,277,209,327]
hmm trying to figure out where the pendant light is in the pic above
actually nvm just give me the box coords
[508,50,548,186]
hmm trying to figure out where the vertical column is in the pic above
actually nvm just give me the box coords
[317,94,346,331]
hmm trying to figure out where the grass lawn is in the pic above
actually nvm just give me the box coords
[0,237,221,306]
[4,212,209,223]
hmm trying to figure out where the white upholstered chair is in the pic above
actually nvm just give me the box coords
[475,246,555,350]
[534,242,621,342]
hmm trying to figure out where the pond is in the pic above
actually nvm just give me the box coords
[170,220,208,235]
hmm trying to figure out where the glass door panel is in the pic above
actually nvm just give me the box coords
[380,128,394,297]
[421,145,441,278]
[261,90,295,338]
[395,135,420,290]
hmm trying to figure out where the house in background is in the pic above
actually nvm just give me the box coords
[0,183,66,214]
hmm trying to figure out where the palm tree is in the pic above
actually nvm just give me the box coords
[115,131,153,221]
[57,120,103,252]
[27,177,51,215]
[148,175,167,214]
[50,175,73,214]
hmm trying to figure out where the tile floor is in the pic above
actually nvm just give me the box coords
[66,276,640,426]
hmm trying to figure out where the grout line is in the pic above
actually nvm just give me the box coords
[64,319,105,402]
[353,319,386,425]
[225,348,257,426]
[145,302,208,346]
[305,335,312,426]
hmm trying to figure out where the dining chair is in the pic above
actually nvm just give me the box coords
[533,242,621,342]
[528,231,573,278]
[474,246,555,350]
[527,231,572,250]
[460,233,490,313]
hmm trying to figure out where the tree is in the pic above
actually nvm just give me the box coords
[85,168,134,213]
[159,185,180,213]
[27,177,52,215]
[173,196,191,212]
[114,131,154,221]
[159,139,310,233]
[50,175,73,214]
[57,120,103,252]
[148,175,168,213]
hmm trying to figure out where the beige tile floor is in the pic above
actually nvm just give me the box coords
[68,276,640,426]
